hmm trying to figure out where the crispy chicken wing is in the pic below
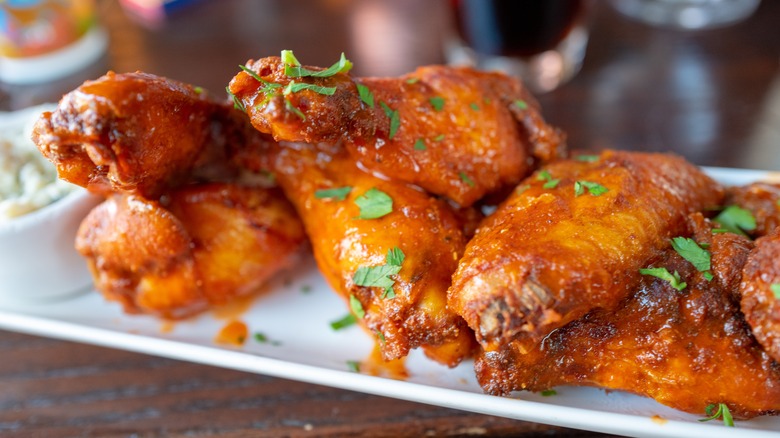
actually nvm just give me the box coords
[268,142,475,366]
[76,183,306,319]
[32,72,270,198]
[449,150,725,350]
[476,219,780,418]
[725,182,780,238]
[228,57,565,206]
[740,227,780,362]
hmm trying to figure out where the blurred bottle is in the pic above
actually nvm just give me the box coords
[0,0,107,84]
[611,0,761,30]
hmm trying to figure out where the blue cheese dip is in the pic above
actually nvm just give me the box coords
[0,105,77,222]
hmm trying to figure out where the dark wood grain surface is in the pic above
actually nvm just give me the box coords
[2,0,779,436]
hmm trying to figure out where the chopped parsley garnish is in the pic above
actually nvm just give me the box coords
[540,390,557,396]
[714,205,756,236]
[515,184,531,195]
[356,83,374,108]
[537,170,560,189]
[281,50,353,78]
[433,134,445,142]
[193,86,203,95]
[699,403,734,427]
[301,285,312,293]
[514,99,528,110]
[346,360,361,372]
[253,332,281,346]
[429,96,445,111]
[330,313,357,330]
[375,330,386,344]
[459,172,476,188]
[771,284,780,299]
[379,101,400,139]
[353,247,405,298]
[349,294,365,318]
[575,154,600,162]
[640,267,687,291]
[484,97,492,105]
[670,237,713,280]
[469,102,480,111]
[405,77,420,84]
[414,139,426,151]
[574,180,608,197]
[315,186,352,201]
[226,86,245,112]
[283,81,336,95]
[354,187,393,219]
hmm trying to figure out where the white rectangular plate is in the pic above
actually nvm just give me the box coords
[1,167,779,438]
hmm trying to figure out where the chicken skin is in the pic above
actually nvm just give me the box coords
[448,150,725,350]
[268,142,475,366]
[476,217,780,418]
[228,56,565,206]
[76,183,306,319]
[32,72,269,198]
[740,227,780,362]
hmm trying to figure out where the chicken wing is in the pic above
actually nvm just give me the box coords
[448,150,725,350]
[740,227,780,362]
[76,183,306,319]
[268,142,475,366]
[228,55,566,206]
[476,219,780,418]
[725,182,780,238]
[32,72,270,198]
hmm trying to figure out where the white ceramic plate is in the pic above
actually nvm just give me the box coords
[1,167,779,438]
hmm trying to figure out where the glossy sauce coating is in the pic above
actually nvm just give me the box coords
[476,220,780,418]
[449,150,725,350]
[76,184,306,319]
[269,142,475,366]
[740,227,780,362]
[228,57,565,206]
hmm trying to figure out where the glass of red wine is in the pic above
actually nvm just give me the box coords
[446,0,589,92]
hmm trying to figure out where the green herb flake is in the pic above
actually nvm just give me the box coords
[712,228,729,234]
[771,284,780,300]
[414,139,427,151]
[484,97,492,105]
[353,247,405,298]
[640,267,687,291]
[330,313,357,330]
[540,390,557,396]
[574,180,608,197]
[226,86,245,112]
[315,186,352,201]
[347,360,361,372]
[459,172,476,188]
[253,332,268,343]
[349,294,366,318]
[405,77,420,84]
[670,237,712,278]
[515,184,531,195]
[301,285,312,294]
[429,96,445,111]
[356,83,374,108]
[282,50,353,78]
[433,134,445,142]
[699,403,734,427]
[193,86,203,95]
[575,154,600,162]
[469,102,480,111]
[354,187,393,219]
[714,205,756,236]
[375,330,386,344]
[537,169,560,189]
[379,101,400,139]
[283,81,336,96]
[514,99,528,110]
[239,64,271,85]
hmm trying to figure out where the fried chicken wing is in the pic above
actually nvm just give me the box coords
[228,56,565,206]
[268,142,475,366]
[476,220,780,418]
[76,183,306,319]
[32,72,269,198]
[448,150,725,350]
[725,182,780,238]
[740,227,780,362]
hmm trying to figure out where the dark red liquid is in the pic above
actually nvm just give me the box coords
[451,0,584,58]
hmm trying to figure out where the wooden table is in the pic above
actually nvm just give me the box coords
[2,1,779,436]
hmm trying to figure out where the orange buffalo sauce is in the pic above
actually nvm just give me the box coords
[215,320,248,347]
